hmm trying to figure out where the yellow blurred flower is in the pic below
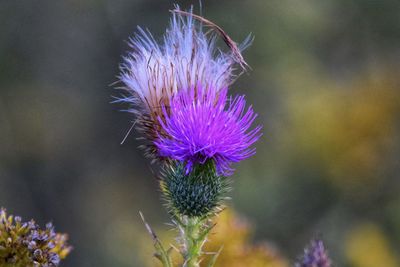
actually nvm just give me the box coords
[345,223,399,267]
[203,209,289,267]
[283,72,400,195]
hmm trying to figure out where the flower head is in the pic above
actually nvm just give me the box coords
[155,86,261,176]
[295,239,332,267]
[117,6,251,156]
[0,208,71,267]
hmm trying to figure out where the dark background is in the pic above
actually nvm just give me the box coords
[1,1,399,266]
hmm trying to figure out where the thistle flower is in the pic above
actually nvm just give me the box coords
[118,6,252,156]
[295,239,331,267]
[155,86,262,176]
[117,6,260,267]
[0,208,71,267]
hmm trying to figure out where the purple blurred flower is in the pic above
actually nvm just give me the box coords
[0,208,71,266]
[155,86,262,176]
[296,239,332,267]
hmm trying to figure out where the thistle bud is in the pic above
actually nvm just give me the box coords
[161,161,229,218]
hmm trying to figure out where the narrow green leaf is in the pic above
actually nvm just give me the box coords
[198,222,216,242]
[139,212,174,267]
[207,246,223,267]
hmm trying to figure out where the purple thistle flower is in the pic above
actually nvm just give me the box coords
[119,6,251,115]
[116,6,252,158]
[155,85,262,176]
[295,239,332,267]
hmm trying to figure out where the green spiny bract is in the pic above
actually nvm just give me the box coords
[0,208,71,267]
[160,161,230,218]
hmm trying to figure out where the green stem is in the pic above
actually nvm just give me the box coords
[182,217,207,267]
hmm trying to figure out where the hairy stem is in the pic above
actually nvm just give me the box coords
[181,217,208,267]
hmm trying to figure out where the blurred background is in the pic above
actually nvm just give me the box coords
[1,1,399,266]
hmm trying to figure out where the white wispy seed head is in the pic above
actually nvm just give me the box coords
[119,6,251,116]
[117,6,252,157]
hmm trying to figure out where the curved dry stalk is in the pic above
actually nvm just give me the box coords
[170,9,251,71]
